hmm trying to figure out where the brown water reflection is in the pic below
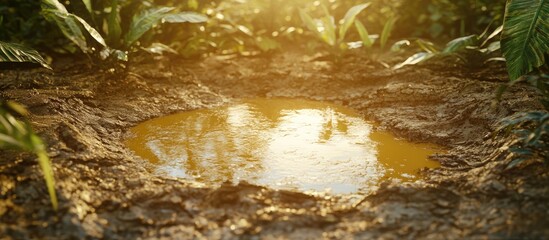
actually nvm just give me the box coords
[125,99,441,194]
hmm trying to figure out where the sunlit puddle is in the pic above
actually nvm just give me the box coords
[125,99,442,194]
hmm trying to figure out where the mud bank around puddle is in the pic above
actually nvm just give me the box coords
[1,51,549,239]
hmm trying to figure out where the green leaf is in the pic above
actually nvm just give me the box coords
[380,16,396,49]
[163,12,208,23]
[0,41,52,69]
[41,0,69,14]
[0,104,57,210]
[355,19,373,48]
[124,7,175,47]
[481,25,503,47]
[501,0,549,80]
[108,0,122,47]
[339,3,370,43]
[443,34,478,54]
[37,148,57,211]
[393,52,435,70]
[42,9,89,52]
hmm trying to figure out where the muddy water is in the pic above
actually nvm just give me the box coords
[125,99,441,194]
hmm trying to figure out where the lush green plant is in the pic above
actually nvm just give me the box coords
[40,0,207,62]
[497,74,549,168]
[500,0,549,80]
[299,3,384,58]
[394,25,502,69]
[0,101,57,210]
[394,0,506,39]
[0,41,51,69]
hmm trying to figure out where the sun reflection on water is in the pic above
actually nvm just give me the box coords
[125,98,441,194]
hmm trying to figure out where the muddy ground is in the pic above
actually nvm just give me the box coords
[1,50,548,239]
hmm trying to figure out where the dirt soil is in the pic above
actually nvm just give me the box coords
[1,50,549,239]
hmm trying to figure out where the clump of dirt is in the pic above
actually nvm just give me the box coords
[1,50,549,239]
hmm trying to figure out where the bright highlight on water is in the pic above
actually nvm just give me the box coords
[125,99,441,194]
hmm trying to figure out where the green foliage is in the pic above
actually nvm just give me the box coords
[501,0,549,80]
[40,0,207,62]
[394,24,503,69]
[380,16,396,49]
[299,3,370,51]
[0,101,57,210]
[0,41,51,69]
[394,0,506,39]
[497,73,549,169]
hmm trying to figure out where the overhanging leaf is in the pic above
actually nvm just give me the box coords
[355,19,372,48]
[443,34,478,54]
[501,0,549,80]
[339,3,370,43]
[380,16,397,49]
[124,7,175,47]
[393,52,435,70]
[163,12,208,23]
[0,41,52,69]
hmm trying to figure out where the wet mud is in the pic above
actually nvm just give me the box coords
[1,51,549,239]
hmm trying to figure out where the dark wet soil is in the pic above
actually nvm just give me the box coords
[1,50,549,239]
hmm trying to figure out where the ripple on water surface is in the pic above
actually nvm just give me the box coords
[125,99,441,194]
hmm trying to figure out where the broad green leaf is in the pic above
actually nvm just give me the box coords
[163,12,208,23]
[393,52,435,70]
[339,3,370,43]
[380,16,396,49]
[355,20,372,48]
[124,7,174,47]
[41,0,69,14]
[108,0,122,47]
[0,41,52,69]
[71,14,107,48]
[43,10,89,52]
[501,0,549,80]
[443,34,478,53]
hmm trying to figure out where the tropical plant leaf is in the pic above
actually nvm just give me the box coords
[108,0,122,47]
[481,25,503,47]
[124,7,174,47]
[163,12,208,23]
[380,16,397,49]
[42,9,89,52]
[0,41,52,69]
[339,3,370,43]
[0,102,57,210]
[355,20,372,48]
[501,0,549,80]
[393,52,435,69]
[443,34,478,53]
